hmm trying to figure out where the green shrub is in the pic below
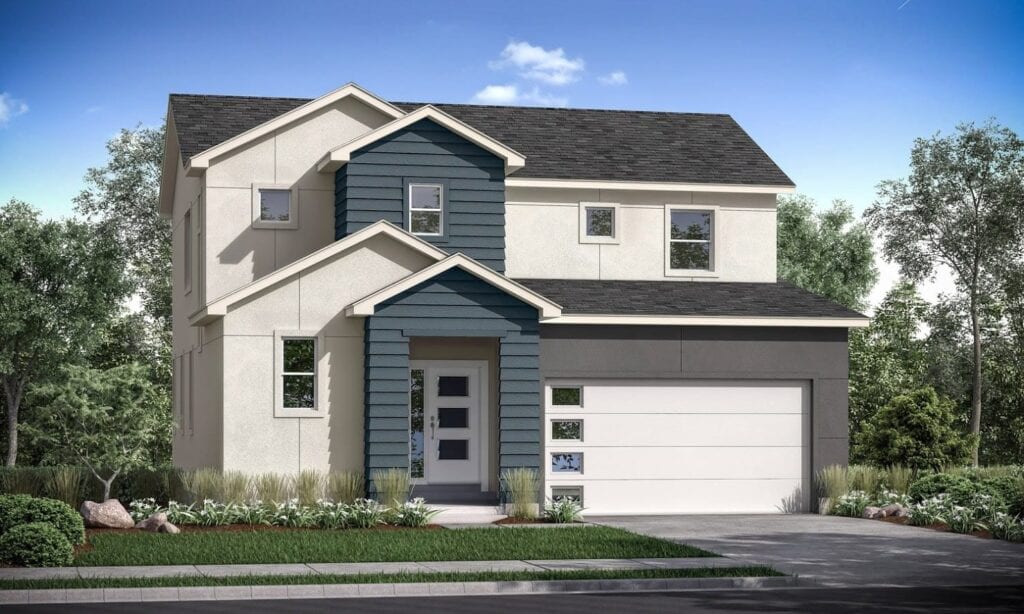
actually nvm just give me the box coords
[908,472,1014,514]
[854,387,975,470]
[0,495,85,545]
[0,467,48,497]
[371,469,409,507]
[831,490,871,517]
[848,465,885,496]
[909,473,974,503]
[882,465,917,495]
[0,522,73,567]
[500,468,539,520]
[221,471,251,505]
[292,469,324,506]
[544,498,584,523]
[253,473,291,505]
[326,471,364,504]
[815,464,848,503]
[43,467,87,507]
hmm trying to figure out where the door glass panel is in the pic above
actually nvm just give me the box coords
[438,407,468,429]
[551,452,583,473]
[438,376,469,397]
[438,439,469,460]
[409,369,424,478]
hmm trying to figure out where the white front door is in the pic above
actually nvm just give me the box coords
[410,361,486,485]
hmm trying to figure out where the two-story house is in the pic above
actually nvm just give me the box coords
[159,83,866,515]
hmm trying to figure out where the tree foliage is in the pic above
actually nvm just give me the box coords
[777,195,877,310]
[0,200,130,466]
[866,121,1024,464]
[854,386,976,470]
[28,363,170,499]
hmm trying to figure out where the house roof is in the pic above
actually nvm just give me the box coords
[517,278,867,325]
[167,94,794,187]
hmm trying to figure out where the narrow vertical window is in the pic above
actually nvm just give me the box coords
[410,369,425,479]
[183,210,192,292]
[282,338,316,409]
[408,184,443,236]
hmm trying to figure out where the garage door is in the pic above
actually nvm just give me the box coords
[544,379,810,515]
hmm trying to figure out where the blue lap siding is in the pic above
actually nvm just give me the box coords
[335,118,507,272]
[363,268,540,495]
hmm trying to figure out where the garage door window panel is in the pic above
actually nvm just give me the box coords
[551,452,583,473]
[551,386,583,407]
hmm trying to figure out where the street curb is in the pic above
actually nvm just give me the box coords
[0,576,801,604]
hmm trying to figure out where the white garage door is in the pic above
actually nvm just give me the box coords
[544,379,811,515]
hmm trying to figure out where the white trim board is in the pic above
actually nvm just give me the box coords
[317,105,526,175]
[545,314,869,328]
[185,83,405,176]
[346,253,562,319]
[505,177,796,194]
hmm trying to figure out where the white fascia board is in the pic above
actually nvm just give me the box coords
[185,83,405,176]
[346,253,562,319]
[188,221,447,326]
[543,314,870,328]
[505,177,796,194]
[317,105,526,175]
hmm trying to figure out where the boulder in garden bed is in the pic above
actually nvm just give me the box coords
[135,512,168,532]
[158,521,181,534]
[881,503,908,518]
[80,499,135,529]
[861,506,884,520]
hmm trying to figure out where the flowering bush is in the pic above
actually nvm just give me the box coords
[392,498,442,527]
[129,498,163,522]
[832,490,871,517]
[347,499,387,529]
[543,498,584,523]
[876,489,911,507]
[907,496,947,526]
[991,513,1024,543]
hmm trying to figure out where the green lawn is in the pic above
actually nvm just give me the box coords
[0,567,779,591]
[75,526,712,566]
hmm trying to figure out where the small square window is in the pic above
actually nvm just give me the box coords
[551,420,582,441]
[409,183,444,236]
[260,189,291,222]
[551,452,582,473]
[551,486,583,505]
[551,387,582,407]
[586,207,615,237]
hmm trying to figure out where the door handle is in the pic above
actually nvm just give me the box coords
[429,415,436,440]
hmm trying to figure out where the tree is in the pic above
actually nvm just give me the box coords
[0,200,130,466]
[866,121,1024,465]
[854,386,975,470]
[848,281,930,457]
[28,364,170,500]
[74,125,168,334]
[777,195,877,311]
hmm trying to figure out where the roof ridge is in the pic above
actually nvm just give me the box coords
[395,101,734,117]
[169,93,313,102]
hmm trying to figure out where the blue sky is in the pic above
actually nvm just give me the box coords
[1,0,1022,224]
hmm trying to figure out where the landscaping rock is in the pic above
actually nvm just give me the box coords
[881,504,905,518]
[135,512,168,532]
[158,521,180,534]
[80,499,134,529]
[862,506,883,519]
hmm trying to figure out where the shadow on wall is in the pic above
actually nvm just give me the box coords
[777,485,806,514]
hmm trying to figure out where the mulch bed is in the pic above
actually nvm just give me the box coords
[873,516,991,539]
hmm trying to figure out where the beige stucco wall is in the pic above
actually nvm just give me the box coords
[216,234,436,473]
[504,186,778,282]
[202,97,394,302]
[410,338,501,491]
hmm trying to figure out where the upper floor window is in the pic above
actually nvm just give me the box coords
[579,202,619,244]
[408,183,443,236]
[251,184,299,229]
[666,206,714,273]
[183,210,192,293]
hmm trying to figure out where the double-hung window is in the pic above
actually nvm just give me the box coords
[275,332,322,417]
[408,183,443,236]
[666,207,715,273]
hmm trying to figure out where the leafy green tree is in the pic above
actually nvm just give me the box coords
[28,364,170,500]
[848,281,930,457]
[866,121,1024,464]
[0,200,130,466]
[777,195,877,310]
[854,386,976,470]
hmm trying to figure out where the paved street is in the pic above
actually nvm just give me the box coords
[5,585,1024,613]
[591,514,1024,587]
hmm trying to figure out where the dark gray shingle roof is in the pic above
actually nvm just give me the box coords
[168,94,793,186]
[516,279,865,319]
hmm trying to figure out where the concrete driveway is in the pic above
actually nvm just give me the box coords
[590,514,1024,588]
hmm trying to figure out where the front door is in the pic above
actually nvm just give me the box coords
[409,362,485,485]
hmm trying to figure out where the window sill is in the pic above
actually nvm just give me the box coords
[274,408,325,419]
[253,220,299,230]
[579,235,620,245]
[664,269,719,279]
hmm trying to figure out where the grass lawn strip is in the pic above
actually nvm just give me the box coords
[0,567,781,590]
[75,526,711,566]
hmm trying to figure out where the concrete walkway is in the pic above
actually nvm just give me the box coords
[0,556,753,581]
[590,514,1024,588]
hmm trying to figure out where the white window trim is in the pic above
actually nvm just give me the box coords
[408,183,444,237]
[550,418,583,442]
[252,184,300,230]
[578,202,620,244]
[274,330,325,418]
[664,204,718,278]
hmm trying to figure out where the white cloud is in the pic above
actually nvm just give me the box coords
[489,41,584,86]
[598,71,628,86]
[471,84,567,107]
[0,93,29,126]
